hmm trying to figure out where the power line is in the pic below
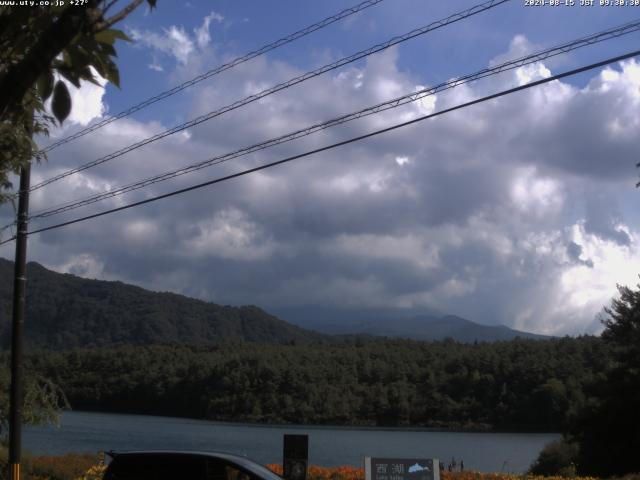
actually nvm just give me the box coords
[25,18,640,221]
[1,48,637,246]
[38,0,387,154]
[0,223,14,235]
[27,0,510,193]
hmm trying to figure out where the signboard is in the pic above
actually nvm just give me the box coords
[283,434,308,480]
[364,458,439,480]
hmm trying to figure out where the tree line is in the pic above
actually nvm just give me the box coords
[14,336,609,431]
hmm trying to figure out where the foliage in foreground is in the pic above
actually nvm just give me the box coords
[0,1,156,203]
[0,366,68,435]
[26,453,101,480]
[530,282,640,478]
[0,450,101,480]
[528,440,578,477]
[568,283,640,477]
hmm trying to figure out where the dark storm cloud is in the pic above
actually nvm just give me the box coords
[566,241,594,268]
[583,193,631,246]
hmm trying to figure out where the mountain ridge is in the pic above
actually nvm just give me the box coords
[0,258,549,349]
[273,307,550,342]
[0,258,327,349]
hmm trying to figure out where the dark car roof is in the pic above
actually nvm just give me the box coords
[108,450,282,480]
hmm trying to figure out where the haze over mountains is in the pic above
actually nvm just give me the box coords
[272,306,550,342]
[0,258,548,349]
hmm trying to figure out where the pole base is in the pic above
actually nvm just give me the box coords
[10,462,20,480]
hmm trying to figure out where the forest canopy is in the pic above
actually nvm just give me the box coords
[14,336,609,431]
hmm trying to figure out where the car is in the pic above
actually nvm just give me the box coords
[103,450,284,480]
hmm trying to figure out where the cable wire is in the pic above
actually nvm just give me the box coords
[27,0,510,193]
[1,48,636,246]
[38,0,387,154]
[25,18,640,221]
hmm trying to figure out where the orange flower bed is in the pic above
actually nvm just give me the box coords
[19,455,607,480]
[265,465,601,480]
[27,453,99,480]
[267,464,365,480]
[439,474,598,480]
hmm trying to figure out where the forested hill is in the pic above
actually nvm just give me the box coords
[0,258,551,349]
[0,258,327,350]
[24,337,609,430]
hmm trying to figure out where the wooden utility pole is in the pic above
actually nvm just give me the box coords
[9,164,31,480]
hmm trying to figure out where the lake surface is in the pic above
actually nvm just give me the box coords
[24,411,559,473]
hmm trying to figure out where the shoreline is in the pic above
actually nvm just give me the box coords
[25,410,559,473]
[60,409,561,435]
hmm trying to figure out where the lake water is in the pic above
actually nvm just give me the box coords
[24,411,559,473]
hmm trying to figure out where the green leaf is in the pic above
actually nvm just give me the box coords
[36,71,54,101]
[51,81,71,124]
[106,68,120,89]
[57,68,81,88]
[90,58,107,81]
[51,59,65,71]
[66,44,92,70]
[102,58,121,88]
[83,75,102,87]
[94,43,118,57]
[98,42,117,58]
[94,28,131,45]
[61,49,71,66]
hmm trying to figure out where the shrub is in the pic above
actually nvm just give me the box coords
[529,439,579,477]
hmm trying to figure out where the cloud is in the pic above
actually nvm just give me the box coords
[130,25,195,65]
[194,11,224,49]
[47,67,108,128]
[129,11,223,70]
[55,253,106,279]
[148,60,164,72]
[5,37,640,336]
[510,167,564,217]
[185,207,276,260]
[552,221,639,334]
[566,241,594,268]
[583,191,632,246]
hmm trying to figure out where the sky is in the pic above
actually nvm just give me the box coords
[2,0,640,335]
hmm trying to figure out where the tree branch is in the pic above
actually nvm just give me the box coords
[92,0,144,32]
[102,0,121,15]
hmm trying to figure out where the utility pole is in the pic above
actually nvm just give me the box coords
[9,164,31,480]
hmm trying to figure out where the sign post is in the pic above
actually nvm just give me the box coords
[8,164,31,480]
[364,458,440,480]
[283,434,308,480]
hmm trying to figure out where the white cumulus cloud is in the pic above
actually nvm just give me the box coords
[6,34,640,336]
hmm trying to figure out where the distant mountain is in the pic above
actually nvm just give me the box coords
[273,307,550,342]
[0,258,327,350]
[0,258,549,349]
